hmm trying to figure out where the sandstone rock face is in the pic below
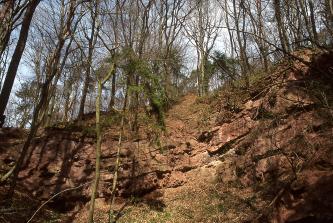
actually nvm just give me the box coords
[0,94,214,216]
[205,51,333,222]
[1,51,333,223]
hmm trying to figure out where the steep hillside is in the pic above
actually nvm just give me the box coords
[0,50,332,223]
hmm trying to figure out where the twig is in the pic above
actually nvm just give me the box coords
[27,181,92,223]
[0,165,16,183]
[0,216,9,223]
[254,185,289,222]
[268,187,285,208]
[249,66,293,101]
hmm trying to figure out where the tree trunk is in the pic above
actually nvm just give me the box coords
[78,71,90,120]
[6,77,53,198]
[198,0,206,96]
[299,0,313,44]
[224,0,236,78]
[88,81,102,223]
[77,0,100,120]
[4,0,77,196]
[88,62,115,223]
[308,0,318,44]
[108,84,127,223]
[108,69,116,110]
[273,0,290,53]
[232,0,248,79]
[201,53,209,94]
[0,0,14,58]
[256,0,269,71]
[0,0,40,124]
[324,0,333,41]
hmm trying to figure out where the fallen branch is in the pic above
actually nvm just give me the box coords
[0,165,16,183]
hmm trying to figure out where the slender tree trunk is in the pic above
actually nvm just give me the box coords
[108,117,123,223]
[88,62,115,223]
[108,0,120,111]
[108,85,127,223]
[295,1,303,49]
[163,61,173,98]
[0,0,40,124]
[224,0,236,78]
[197,0,206,96]
[70,84,79,120]
[0,0,14,58]
[256,0,269,71]
[308,0,318,44]
[43,73,60,127]
[61,72,73,122]
[88,81,102,223]
[273,0,290,53]
[78,71,90,120]
[108,69,116,110]
[324,0,333,42]
[201,53,209,94]
[44,35,74,126]
[63,93,71,122]
[232,0,248,79]
[78,0,100,120]
[241,3,250,84]
[195,48,201,96]
[299,0,313,44]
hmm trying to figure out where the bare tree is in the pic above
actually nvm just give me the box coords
[77,0,101,120]
[184,0,221,95]
[273,0,290,53]
[0,1,29,58]
[88,59,116,223]
[4,0,80,198]
[242,0,269,71]
[0,0,40,126]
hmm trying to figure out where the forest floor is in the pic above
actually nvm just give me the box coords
[1,49,333,223]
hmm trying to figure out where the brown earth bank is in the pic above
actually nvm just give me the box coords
[0,50,333,223]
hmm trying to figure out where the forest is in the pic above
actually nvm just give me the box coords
[0,0,333,223]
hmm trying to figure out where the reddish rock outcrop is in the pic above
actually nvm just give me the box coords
[0,50,332,223]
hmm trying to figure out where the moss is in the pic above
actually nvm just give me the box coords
[150,95,166,130]
[253,106,276,120]
[81,126,96,137]
[217,203,226,212]
[151,211,173,223]
[118,204,173,223]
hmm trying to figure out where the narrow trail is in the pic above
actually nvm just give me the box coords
[163,93,215,145]
[155,95,222,201]
[113,94,225,223]
[75,94,221,223]
[164,94,199,142]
